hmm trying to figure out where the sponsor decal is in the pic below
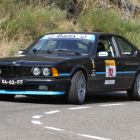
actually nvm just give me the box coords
[91,59,96,77]
[125,62,140,65]
[81,35,87,38]
[92,60,95,68]
[57,34,76,38]
[91,69,96,77]
[91,73,95,77]
[92,63,95,68]
[122,52,131,55]
[105,60,116,77]
[48,35,54,38]
[99,51,108,57]
[105,80,115,85]
[91,60,96,77]
[40,34,95,41]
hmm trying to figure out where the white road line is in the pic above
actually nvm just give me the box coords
[44,126,65,131]
[31,120,42,124]
[44,110,60,114]
[100,104,124,107]
[68,106,90,110]
[77,134,111,140]
[32,115,42,119]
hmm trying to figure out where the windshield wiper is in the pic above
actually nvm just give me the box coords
[47,49,81,55]
[47,49,55,53]
[64,50,81,55]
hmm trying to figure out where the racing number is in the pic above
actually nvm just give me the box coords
[105,60,116,77]
[108,68,114,77]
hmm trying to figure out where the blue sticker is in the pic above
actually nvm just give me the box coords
[40,35,47,40]
[90,35,95,41]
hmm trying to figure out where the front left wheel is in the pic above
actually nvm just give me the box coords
[66,71,86,104]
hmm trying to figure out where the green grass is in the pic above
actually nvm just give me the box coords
[0,7,66,40]
[0,1,67,56]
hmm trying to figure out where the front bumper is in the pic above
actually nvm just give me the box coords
[0,90,65,95]
[0,77,70,95]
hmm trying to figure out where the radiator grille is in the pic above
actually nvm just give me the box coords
[7,65,21,77]
[1,66,8,76]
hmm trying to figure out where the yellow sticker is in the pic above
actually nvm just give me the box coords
[105,60,116,66]
[92,62,95,68]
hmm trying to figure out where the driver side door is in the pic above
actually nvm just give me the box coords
[94,36,124,89]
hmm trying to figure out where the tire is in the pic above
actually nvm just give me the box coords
[66,71,86,104]
[0,94,15,101]
[127,72,140,101]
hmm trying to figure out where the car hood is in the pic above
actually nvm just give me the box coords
[0,53,87,65]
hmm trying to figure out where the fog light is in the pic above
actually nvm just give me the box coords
[39,85,48,90]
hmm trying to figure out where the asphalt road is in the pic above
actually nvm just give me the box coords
[0,92,140,140]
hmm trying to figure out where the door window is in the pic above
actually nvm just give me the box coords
[97,37,116,57]
[115,37,137,57]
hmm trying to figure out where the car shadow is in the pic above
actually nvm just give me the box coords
[9,91,133,105]
[84,91,130,105]
[13,95,67,105]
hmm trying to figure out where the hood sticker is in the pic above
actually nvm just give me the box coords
[105,60,116,77]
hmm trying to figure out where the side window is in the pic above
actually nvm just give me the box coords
[97,37,116,57]
[29,40,47,51]
[115,37,137,57]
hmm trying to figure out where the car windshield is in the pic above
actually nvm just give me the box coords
[25,34,95,55]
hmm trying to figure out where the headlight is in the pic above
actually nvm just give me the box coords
[32,67,41,76]
[42,67,50,76]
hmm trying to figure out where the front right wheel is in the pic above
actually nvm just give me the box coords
[127,72,140,101]
[66,71,86,104]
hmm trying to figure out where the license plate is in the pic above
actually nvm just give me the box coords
[2,79,23,85]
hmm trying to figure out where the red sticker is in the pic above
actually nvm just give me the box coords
[108,68,114,77]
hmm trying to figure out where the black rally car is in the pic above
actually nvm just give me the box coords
[0,32,140,104]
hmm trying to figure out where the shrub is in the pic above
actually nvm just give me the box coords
[0,7,66,40]
[79,8,140,48]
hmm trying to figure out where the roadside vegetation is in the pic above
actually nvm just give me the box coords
[0,0,140,57]
[79,8,140,48]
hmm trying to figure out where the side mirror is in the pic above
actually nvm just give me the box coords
[98,51,108,57]
[19,50,25,55]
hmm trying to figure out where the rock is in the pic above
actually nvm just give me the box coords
[35,0,140,19]
[110,0,140,18]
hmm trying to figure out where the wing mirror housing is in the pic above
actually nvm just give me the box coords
[19,50,25,55]
[98,51,108,57]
